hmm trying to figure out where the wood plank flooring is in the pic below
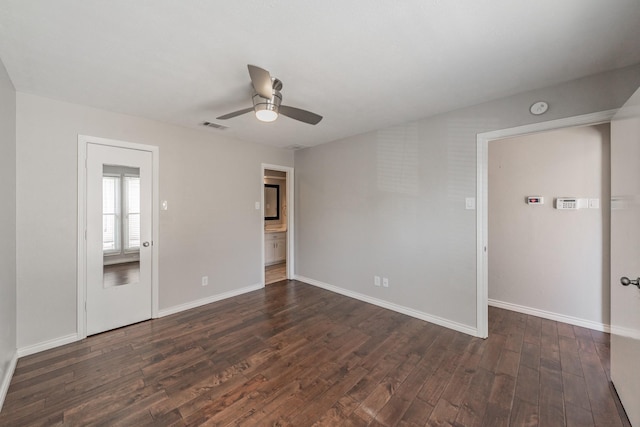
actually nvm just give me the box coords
[0,280,631,426]
[103,261,140,287]
[265,262,287,285]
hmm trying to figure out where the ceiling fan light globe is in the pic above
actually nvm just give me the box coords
[256,109,278,122]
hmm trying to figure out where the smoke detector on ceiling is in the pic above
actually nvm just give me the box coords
[529,101,549,115]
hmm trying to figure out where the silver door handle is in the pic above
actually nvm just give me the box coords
[620,277,640,289]
[142,242,150,247]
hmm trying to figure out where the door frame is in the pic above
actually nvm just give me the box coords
[261,164,295,284]
[77,135,160,339]
[475,109,617,338]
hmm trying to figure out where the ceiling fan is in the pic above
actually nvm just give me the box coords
[216,65,323,125]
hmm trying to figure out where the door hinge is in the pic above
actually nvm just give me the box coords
[84,301,87,312]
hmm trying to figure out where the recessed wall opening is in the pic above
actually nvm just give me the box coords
[476,109,617,338]
[261,164,294,286]
[264,169,287,284]
[488,124,611,330]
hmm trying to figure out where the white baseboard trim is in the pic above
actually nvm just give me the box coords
[17,333,80,358]
[158,283,264,318]
[0,351,18,413]
[489,299,611,333]
[295,275,480,337]
[12,284,265,361]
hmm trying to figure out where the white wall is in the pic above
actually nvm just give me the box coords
[0,57,17,406]
[489,124,610,327]
[16,93,293,349]
[295,64,640,334]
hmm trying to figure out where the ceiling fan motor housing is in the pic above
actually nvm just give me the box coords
[253,90,282,116]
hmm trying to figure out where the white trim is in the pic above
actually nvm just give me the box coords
[296,275,479,337]
[77,138,87,338]
[158,283,264,317]
[476,109,617,339]
[17,333,80,358]
[77,135,160,340]
[262,164,295,282]
[489,299,611,333]
[0,351,18,412]
[610,325,640,341]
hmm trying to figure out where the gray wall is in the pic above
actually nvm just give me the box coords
[16,93,293,349]
[489,124,610,326]
[0,58,16,394]
[295,64,640,332]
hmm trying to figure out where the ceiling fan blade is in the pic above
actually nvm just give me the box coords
[279,105,323,125]
[247,64,273,99]
[216,107,254,120]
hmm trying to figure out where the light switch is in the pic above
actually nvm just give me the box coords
[255,201,260,210]
[589,198,600,209]
[465,197,475,210]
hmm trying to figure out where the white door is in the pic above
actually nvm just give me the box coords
[611,86,640,426]
[86,143,153,335]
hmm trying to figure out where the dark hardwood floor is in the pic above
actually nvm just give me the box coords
[0,280,631,426]
[103,261,140,287]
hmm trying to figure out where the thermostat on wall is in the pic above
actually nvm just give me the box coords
[556,198,578,209]
[526,196,544,205]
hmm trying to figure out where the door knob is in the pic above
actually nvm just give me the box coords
[142,241,150,247]
[620,277,640,289]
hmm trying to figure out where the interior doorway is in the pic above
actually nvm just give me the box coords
[262,164,294,285]
[476,109,617,338]
[488,124,610,331]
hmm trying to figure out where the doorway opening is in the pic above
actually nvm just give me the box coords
[476,110,616,338]
[262,164,294,285]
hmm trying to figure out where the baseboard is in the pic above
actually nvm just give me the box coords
[17,333,80,358]
[158,283,264,318]
[12,285,265,360]
[488,298,611,333]
[0,351,18,413]
[295,275,480,337]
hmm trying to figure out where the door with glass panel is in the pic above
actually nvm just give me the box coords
[86,143,153,335]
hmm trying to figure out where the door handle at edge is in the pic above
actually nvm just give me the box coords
[620,277,640,289]
[142,241,150,247]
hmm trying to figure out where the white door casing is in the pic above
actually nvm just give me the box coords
[610,86,640,427]
[77,135,159,338]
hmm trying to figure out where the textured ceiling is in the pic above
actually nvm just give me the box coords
[1,1,639,148]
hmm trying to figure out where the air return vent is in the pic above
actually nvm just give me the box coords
[284,144,307,150]
[201,121,228,130]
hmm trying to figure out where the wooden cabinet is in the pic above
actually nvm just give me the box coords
[265,232,286,265]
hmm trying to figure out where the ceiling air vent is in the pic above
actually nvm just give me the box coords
[201,121,228,130]
[285,144,307,150]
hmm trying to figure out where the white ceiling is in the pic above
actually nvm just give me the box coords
[1,1,639,148]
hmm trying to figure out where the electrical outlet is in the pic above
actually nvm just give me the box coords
[382,277,389,288]
[201,276,208,286]
[374,276,381,287]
